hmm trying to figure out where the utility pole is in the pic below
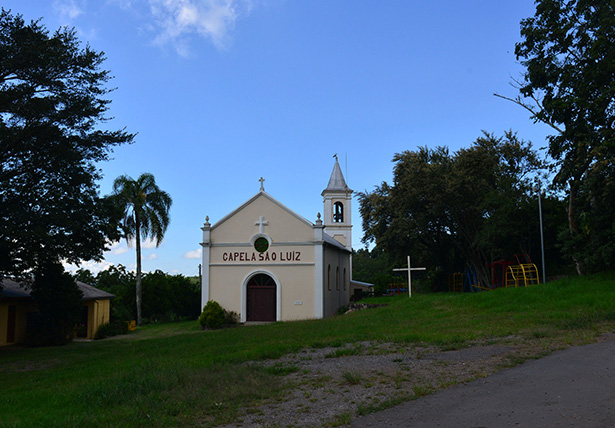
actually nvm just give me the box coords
[537,183,546,284]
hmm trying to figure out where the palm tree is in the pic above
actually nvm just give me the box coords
[112,173,172,325]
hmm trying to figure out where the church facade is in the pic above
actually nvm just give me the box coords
[201,160,353,322]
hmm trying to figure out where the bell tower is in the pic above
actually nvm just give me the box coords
[322,157,352,250]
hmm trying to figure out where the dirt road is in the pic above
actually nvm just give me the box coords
[351,333,615,427]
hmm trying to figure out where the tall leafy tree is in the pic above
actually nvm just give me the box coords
[496,0,615,274]
[112,173,172,325]
[359,146,457,288]
[0,10,133,278]
[29,261,84,346]
[0,10,132,343]
[359,132,552,289]
[449,133,547,285]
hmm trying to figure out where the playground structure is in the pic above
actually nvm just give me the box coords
[448,272,462,292]
[449,254,540,292]
[504,255,540,287]
[464,265,492,292]
[386,279,408,296]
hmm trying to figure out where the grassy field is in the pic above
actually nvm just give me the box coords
[1,273,615,427]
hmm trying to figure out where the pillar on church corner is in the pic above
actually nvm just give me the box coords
[314,213,324,319]
[201,217,211,309]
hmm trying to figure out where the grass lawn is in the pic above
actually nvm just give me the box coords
[1,273,614,427]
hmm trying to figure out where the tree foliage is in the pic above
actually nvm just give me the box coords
[141,270,201,322]
[0,9,133,278]
[352,248,397,295]
[92,264,135,321]
[73,266,201,323]
[28,261,83,346]
[359,132,564,289]
[499,0,615,273]
[110,173,172,325]
[0,10,132,344]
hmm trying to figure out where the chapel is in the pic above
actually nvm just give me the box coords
[201,159,354,322]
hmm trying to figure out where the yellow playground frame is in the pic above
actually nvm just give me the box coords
[505,263,540,287]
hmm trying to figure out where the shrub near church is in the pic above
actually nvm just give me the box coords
[199,301,238,329]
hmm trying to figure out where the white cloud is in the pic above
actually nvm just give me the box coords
[109,241,130,255]
[183,248,202,259]
[63,259,114,275]
[109,0,137,11]
[147,253,159,260]
[51,0,100,42]
[141,238,160,249]
[53,0,85,21]
[52,0,259,55]
[147,0,257,54]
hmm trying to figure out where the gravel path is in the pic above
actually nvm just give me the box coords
[226,334,584,427]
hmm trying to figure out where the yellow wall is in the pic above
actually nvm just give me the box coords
[208,193,320,321]
[84,299,111,339]
[0,298,111,345]
[209,243,349,321]
[209,263,316,321]
[0,301,38,346]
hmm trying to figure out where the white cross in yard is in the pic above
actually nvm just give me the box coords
[393,256,426,298]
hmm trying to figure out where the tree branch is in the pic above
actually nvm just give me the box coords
[493,92,565,134]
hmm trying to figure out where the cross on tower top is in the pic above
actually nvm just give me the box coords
[255,215,269,234]
[259,177,265,192]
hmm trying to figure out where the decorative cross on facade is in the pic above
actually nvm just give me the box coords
[255,215,269,234]
[259,177,265,191]
[393,256,426,298]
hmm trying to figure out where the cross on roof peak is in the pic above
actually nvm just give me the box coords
[259,177,265,192]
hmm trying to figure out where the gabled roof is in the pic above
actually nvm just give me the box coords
[211,190,314,230]
[322,159,352,195]
[0,279,114,301]
[0,279,31,299]
[350,280,374,288]
[323,233,352,253]
[78,282,115,301]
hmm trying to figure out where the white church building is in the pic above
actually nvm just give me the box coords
[200,159,354,322]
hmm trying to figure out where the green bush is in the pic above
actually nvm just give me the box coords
[94,320,129,340]
[224,309,240,325]
[199,301,238,329]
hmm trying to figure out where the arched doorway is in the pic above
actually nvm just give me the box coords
[246,273,276,321]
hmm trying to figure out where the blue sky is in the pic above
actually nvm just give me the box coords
[6,0,553,276]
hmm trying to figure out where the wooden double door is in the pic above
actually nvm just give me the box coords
[246,274,276,322]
